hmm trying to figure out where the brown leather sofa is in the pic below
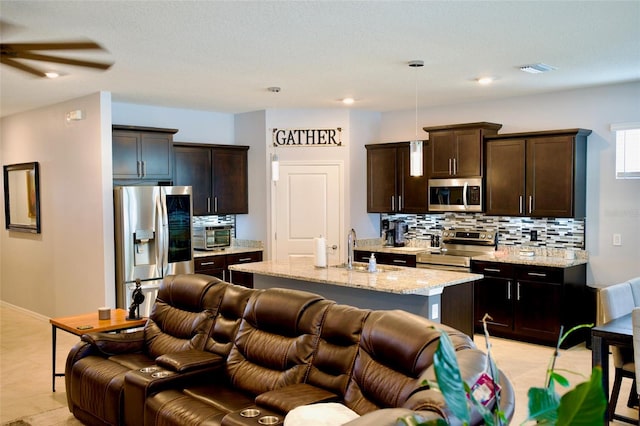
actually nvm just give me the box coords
[65,274,515,426]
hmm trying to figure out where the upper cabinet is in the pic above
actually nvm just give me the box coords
[484,129,590,218]
[112,125,177,183]
[174,144,249,215]
[423,122,502,178]
[366,142,428,213]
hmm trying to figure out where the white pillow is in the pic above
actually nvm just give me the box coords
[284,403,360,426]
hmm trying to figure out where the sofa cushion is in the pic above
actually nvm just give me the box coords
[343,310,474,414]
[225,289,331,395]
[204,284,254,357]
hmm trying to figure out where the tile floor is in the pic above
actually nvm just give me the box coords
[0,302,637,425]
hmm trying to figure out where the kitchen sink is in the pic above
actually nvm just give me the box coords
[332,263,401,273]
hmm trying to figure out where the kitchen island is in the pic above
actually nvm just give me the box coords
[229,258,483,337]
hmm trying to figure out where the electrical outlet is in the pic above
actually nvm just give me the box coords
[432,303,439,320]
[613,234,622,246]
[530,230,538,241]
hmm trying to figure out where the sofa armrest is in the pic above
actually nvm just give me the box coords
[81,330,145,356]
[255,383,339,413]
[156,350,225,373]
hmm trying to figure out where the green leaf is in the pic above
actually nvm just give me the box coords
[549,372,570,388]
[556,367,607,426]
[527,386,560,423]
[433,330,470,424]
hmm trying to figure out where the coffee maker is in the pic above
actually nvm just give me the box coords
[393,220,407,247]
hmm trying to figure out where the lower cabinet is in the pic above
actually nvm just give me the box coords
[353,250,416,267]
[472,260,590,348]
[194,251,263,288]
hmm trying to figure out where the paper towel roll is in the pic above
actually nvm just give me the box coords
[314,236,327,268]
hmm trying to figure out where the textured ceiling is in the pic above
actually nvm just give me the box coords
[1,1,639,118]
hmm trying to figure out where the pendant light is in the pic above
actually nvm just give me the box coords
[409,60,424,177]
[269,86,281,182]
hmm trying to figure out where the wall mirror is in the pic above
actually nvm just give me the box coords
[3,162,41,233]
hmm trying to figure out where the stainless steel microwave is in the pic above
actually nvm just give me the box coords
[428,177,483,212]
[193,225,232,250]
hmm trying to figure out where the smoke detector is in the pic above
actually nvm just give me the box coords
[519,63,557,74]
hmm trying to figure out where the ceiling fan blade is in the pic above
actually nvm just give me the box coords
[11,51,113,70]
[0,56,46,77]
[1,41,105,51]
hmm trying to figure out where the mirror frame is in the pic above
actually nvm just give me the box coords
[3,161,41,234]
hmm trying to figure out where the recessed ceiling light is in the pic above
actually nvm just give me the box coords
[519,63,557,74]
[342,98,355,105]
[477,77,494,85]
[45,72,60,79]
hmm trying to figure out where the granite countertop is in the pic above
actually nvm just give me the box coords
[472,252,587,268]
[356,242,587,269]
[228,258,482,296]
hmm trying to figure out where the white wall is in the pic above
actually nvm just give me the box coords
[380,81,640,286]
[112,102,234,144]
[234,111,267,244]
[0,92,114,317]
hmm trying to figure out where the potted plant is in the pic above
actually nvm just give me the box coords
[399,317,606,425]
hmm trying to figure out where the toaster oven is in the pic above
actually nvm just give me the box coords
[193,225,232,250]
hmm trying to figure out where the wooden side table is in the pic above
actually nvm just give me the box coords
[49,308,147,392]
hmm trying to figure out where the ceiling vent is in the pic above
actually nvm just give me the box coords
[519,63,557,74]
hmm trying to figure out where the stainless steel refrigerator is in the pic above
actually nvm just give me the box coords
[114,186,193,316]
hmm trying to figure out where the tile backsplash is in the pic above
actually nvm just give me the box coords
[381,212,585,249]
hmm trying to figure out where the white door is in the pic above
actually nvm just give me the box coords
[273,162,343,264]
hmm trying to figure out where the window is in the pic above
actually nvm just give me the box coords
[612,123,640,179]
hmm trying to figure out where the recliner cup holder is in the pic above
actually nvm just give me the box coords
[240,409,260,418]
[151,371,171,378]
[139,367,158,373]
[258,416,280,425]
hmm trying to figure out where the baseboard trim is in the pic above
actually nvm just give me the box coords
[0,300,50,322]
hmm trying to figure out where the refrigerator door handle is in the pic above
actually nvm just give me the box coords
[157,191,168,274]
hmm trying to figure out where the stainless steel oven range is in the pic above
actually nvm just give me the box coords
[416,228,497,272]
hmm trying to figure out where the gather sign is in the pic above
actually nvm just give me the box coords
[272,128,342,147]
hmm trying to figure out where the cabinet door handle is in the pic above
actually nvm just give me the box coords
[142,161,146,177]
[453,158,457,175]
[448,158,452,175]
[200,261,215,266]
[484,268,501,273]
[398,195,403,211]
[207,197,211,213]
[214,197,218,213]
[391,196,395,211]
[519,196,523,214]
[392,259,407,264]
[528,272,547,277]
[507,281,512,300]
[517,282,521,301]
[238,257,252,262]
[529,195,533,214]
[137,161,142,178]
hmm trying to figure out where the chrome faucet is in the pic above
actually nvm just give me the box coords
[347,228,357,269]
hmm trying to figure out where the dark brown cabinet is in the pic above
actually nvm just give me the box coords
[194,250,263,288]
[484,129,590,218]
[354,250,416,267]
[112,125,177,183]
[472,260,590,348]
[365,142,428,213]
[174,144,249,215]
[423,122,502,178]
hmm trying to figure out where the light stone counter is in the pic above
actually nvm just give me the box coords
[228,258,482,296]
[473,252,588,268]
[230,258,481,336]
[193,247,263,258]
